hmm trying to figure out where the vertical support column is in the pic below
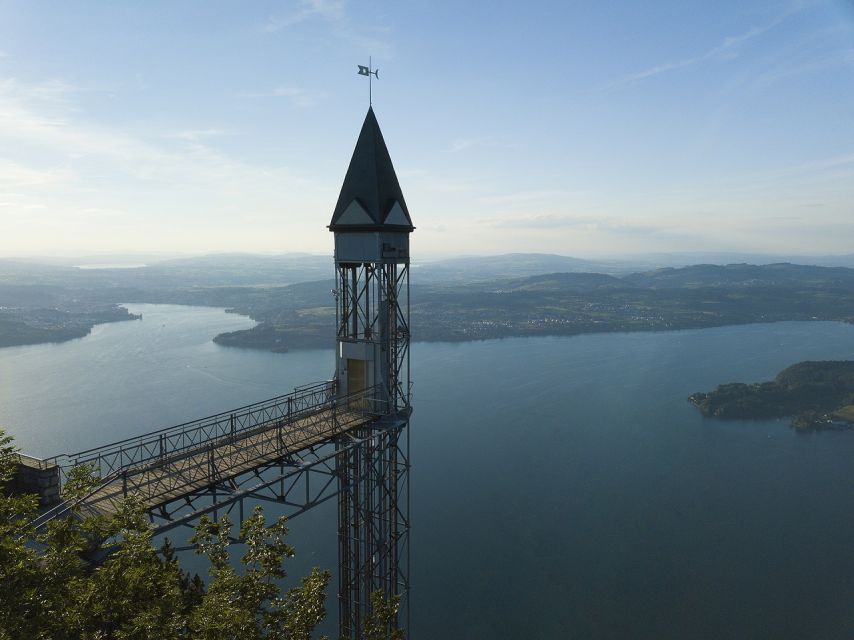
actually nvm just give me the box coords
[339,427,407,636]
[337,433,358,637]
[336,257,411,637]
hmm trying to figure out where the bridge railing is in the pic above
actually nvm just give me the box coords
[30,382,390,533]
[45,380,352,489]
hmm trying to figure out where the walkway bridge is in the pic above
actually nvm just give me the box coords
[31,381,404,543]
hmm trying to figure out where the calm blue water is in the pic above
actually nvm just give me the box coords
[2,305,854,638]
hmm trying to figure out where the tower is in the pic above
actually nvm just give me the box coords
[331,107,412,636]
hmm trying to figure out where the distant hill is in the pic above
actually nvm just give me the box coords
[612,252,854,270]
[434,262,854,293]
[413,253,612,283]
[141,253,332,287]
[621,263,854,290]
[5,252,854,290]
[5,257,854,352]
[492,272,632,293]
[0,254,332,292]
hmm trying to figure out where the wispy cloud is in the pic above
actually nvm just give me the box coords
[238,86,320,108]
[728,150,854,196]
[448,138,482,153]
[750,46,854,89]
[479,212,667,236]
[263,0,346,32]
[477,189,581,207]
[0,158,71,188]
[600,9,795,91]
[789,151,854,173]
[447,136,512,153]
[481,213,597,230]
[263,0,392,57]
[169,128,229,142]
[0,76,328,254]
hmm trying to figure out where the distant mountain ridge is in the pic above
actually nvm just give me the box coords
[460,263,854,293]
[491,272,630,293]
[413,253,611,282]
[4,252,854,289]
[622,263,854,290]
[4,257,854,351]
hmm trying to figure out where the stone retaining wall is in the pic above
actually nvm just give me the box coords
[11,454,61,506]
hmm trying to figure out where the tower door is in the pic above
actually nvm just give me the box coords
[347,358,367,403]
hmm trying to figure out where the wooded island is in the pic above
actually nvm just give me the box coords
[689,361,854,430]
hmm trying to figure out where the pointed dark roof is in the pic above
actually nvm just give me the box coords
[329,107,414,232]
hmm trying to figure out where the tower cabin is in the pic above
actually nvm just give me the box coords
[329,107,414,415]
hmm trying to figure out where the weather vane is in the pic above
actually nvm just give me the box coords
[357,57,379,106]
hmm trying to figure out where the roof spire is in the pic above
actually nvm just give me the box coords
[329,107,414,233]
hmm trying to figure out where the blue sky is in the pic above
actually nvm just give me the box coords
[1,0,853,258]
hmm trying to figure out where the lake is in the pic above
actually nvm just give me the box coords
[2,304,854,638]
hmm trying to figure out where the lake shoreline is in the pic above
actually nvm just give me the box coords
[0,304,141,349]
[211,316,854,354]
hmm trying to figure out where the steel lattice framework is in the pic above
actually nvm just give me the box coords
[334,259,411,637]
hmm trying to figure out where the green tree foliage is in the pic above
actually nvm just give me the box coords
[690,360,854,420]
[363,591,404,640]
[0,428,339,640]
[187,510,330,639]
[0,430,39,639]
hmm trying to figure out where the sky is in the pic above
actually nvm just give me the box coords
[0,0,853,259]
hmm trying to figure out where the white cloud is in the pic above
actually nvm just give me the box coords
[750,46,854,89]
[0,77,332,255]
[786,151,854,174]
[238,86,320,108]
[0,78,307,187]
[446,137,511,153]
[600,9,795,91]
[169,129,229,142]
[448,138,480,153]
[477,212,672,237]
[0,158,71,188]
[477,189,582,207]
[263,0,392,57]
[263,0,347,32]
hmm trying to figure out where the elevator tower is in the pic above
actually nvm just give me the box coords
[330,106,413,636]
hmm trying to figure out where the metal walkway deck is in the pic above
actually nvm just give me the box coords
[35,381,385,532]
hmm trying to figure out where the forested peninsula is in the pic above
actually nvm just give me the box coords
[0,304,140,348]
[689,361,854,430]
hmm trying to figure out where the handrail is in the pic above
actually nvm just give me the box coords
[47,380,333,463]
[29,382,388,533]
[46,381,384,490]
[29,472,123,532]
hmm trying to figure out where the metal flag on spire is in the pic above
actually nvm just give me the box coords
[357,57,379,106]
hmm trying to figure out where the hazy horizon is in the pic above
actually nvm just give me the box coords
[4,248,854,273]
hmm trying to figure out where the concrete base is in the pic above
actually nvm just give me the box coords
[11,455,60,506]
